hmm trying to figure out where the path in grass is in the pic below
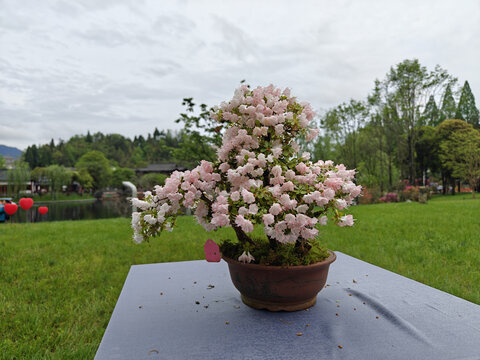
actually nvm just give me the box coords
[0,194,478,358]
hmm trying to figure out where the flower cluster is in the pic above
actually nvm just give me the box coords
[131,85,362,261]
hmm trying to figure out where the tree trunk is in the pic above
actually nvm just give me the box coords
[408,131,415,185]
[379,135,384,193]
[388,155,393,189]
[470,179,476,198]
[232,223,255,246]
[442,172,446,195]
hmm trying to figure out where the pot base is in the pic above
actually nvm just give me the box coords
[241,294,317,312]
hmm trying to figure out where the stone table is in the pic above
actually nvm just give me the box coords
[95,252,480,359]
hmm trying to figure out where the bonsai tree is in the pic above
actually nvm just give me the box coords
[132,85,362,265]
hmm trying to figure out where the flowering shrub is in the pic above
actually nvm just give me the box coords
[379,192,398,203]
[131,85,362,263]
[402,186,419,201]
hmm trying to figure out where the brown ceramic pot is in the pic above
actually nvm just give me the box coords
[223,250,336,311]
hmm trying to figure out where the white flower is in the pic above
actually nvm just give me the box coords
[133,233,144,244]
[143,215,157,225]
[238,251,255,263]
[296,204,309,213]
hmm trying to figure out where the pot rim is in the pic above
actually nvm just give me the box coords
[222,249,336,270]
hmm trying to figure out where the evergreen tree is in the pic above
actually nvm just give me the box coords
[86,130,93,143]
[153,127,161,140]
[422,95,440,126]
[440,84,456,121]
[24,145,39,168]
[455,81,479,128]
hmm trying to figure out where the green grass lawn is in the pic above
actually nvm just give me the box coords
[0,194,479,358]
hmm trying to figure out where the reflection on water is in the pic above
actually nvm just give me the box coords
[7,199,132,223]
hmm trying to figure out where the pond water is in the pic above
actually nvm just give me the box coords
[4,199,132,223]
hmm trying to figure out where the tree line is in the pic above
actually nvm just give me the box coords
[8,59,480,198]
[10,101,218,196]
[311,59,480,197]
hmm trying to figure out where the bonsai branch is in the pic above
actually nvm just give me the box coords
[231,219,256,246]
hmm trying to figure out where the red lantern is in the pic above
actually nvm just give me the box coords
[38,206,49,215]
[19,198,34,210]
[4,203,18,215]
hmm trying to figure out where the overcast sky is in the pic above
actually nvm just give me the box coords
[1,0,480,150]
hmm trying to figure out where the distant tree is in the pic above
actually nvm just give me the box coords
[31,167,47,186]
[0,155,5,168]
[421,95,440,126]
[440,84,456,121]
[44,165,72,199]
[138,173,167,190]
[455,81,479,128]
[175,97,224,148]
[377,59,456,183]
[172,130,216,168]
[110,168,136,189]
[74,168,94,192]
[37,144,53,167]
[24,145,39,168]
[436,119,473,194]
[321,99,369,169]
[153,127,161,140]
[86,130,93,143]
[415,125,440,184]
[440,126,480,198]
[75,151,111,190]
[7,161,30,197]
[309,133,337,163]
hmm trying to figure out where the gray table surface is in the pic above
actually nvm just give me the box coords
[95,252,480,360]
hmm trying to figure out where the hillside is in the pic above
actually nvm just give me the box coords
[0,144,22,159]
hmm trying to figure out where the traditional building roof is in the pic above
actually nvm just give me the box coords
[134,163,187,174]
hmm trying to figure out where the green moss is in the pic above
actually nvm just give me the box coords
[219,237,330,266]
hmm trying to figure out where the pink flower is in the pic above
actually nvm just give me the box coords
[270,176,285,185]
[281,181,294,192]
[253,127,263,137]
[285,213,296,226]
[230,191,240,201]
[219,163,230,172]
[263,213,274,226]
[248,204,258,215]
[272,145,282,158]
[301,227,318,239]
[235,215,254,233]
[271,165,282,177]
[212,214,230,227]
[269,203,282,215]
[335,199,347,210]
[296,162,308,174]
[319,216,328,225]
[297,204,308,213]
[323,188,335,201]
[306,128,319,141]
[338,215,354,227]
[241,189,255,203]
[275,124,284,136]
[285,170,296,180]
[325,177,344,191]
